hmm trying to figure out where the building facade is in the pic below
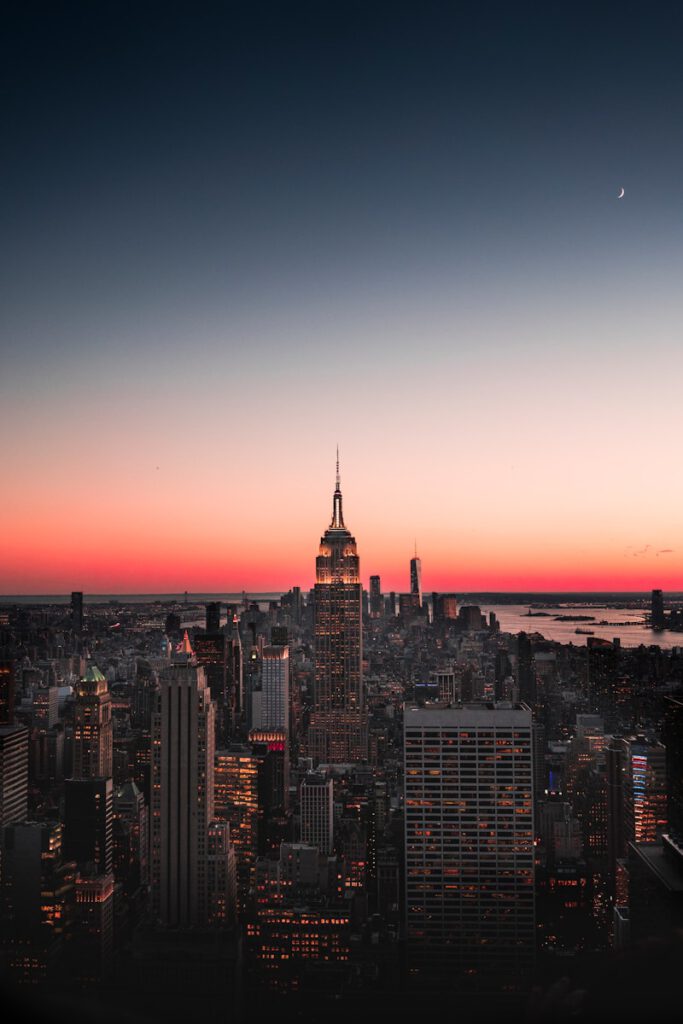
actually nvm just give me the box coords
[151,663,216,926]
[404,703,535,989]
[72,665,113,780]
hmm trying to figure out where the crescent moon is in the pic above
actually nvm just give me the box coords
[618,187,625,198]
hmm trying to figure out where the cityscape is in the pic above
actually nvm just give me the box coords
[1,468,682,1021]
[3,3,683,1023]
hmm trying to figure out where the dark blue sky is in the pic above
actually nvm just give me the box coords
[4,0,683,346]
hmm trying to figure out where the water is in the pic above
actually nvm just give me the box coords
[480,603,681,649]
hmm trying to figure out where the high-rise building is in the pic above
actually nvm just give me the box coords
[72,664,113,779]
[227,614,244,738]
[206,601,221,634]
[404,703,535,988]
[194,632,229,745]
[0,724,29,825]
[0,820,73,985]
[664,696,683,850]
[151,663,216,927]
[651,589,665,630]
[72,871,115,983]
[207,820,237,927]
[621,735,667,845]
[71,591,84,633]
[300,772,335,855]
[516,633,537,708]
[215,745,261,895]
[369,575,382,618]
[63,777,113,875]
[32,685,59,729]
[308,457,366,763]
[410,550,422,609]
[259,645,289,734]
[113,780,149,892]
[0,660,15,725]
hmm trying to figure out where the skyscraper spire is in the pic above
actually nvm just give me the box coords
[331,447,345,529]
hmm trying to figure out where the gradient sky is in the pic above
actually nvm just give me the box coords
[2,1,683,593]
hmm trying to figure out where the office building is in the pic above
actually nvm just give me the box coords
[72,664,113,779]
[206,601,221,634]
[369,575,382,618]
[404,703,535,988]
[72,871,115,982]
[71,591,84,633]
[308,457,367,763]
[32,685,59,729]
[227,614,244,738]
[664,695,683,850]
[0,660,15,725]
[300,772,334,855]
[113,780,149,891]
[260,645,289,733]
[0,724,29,825]
[207,820,237,926]
[151,663,216,927]
[63,776,113,875]
[215,745,261,895]
[651,589,665,630]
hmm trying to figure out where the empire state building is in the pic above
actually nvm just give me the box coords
[308,458,367,763]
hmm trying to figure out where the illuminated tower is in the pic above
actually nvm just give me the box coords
[308,454,367,763]
[73,664,113,779]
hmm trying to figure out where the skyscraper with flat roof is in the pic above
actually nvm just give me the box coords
[369,575,382,618]
[260,645,289,734]
[71,591,84,634]
[404,703,535,989]
[308,456,366,763]
[151,662,216,926]
[300,772,334,855]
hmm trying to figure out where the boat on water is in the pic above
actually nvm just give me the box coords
[575,628,595,635]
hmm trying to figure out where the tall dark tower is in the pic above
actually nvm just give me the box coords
[308,453,367,763]
[71,591,84,634]
[369,575,382,618]
[206,602,221,634]
[410,546,422,609]
[651,589,665,630]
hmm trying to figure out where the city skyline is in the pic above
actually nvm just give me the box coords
[2,4,682,593]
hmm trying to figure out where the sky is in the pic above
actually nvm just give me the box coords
[2,1,683,594]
